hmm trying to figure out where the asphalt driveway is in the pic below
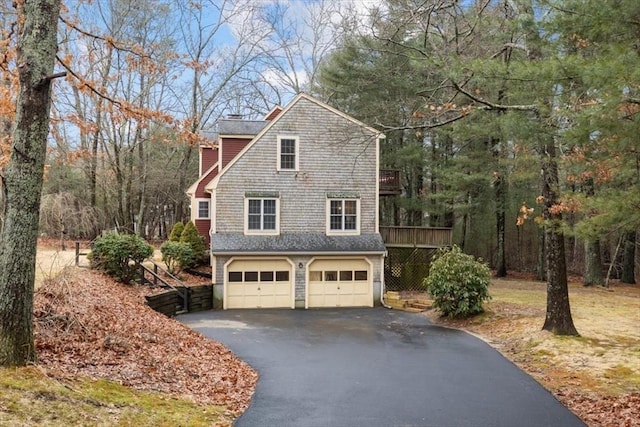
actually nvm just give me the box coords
[180,308,585,427]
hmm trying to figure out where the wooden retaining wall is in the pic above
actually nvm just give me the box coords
[145,284,213,317]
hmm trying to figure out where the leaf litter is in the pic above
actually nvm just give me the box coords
[33,269,257,417]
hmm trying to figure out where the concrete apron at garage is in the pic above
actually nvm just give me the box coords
[180,308,586,427]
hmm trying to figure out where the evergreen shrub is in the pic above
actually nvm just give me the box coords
[90,233,153,283]
[160,241,194,274]
[424,245,491,318]
[169,221,184,242]
[180,221,208,265]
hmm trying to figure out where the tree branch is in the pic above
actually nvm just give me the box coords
[58,16,149,58]
[376,110,479,132]
[36,71,67,87]
[55,55,122,107]
[452,81,538,111]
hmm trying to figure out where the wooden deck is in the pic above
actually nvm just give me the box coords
[379,170,402,195]
[380,226,452,248]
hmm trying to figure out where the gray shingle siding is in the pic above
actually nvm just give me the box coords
[215,97,379,234]
[211,96,385,308]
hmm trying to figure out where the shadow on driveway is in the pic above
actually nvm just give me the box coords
[180,308,585,427]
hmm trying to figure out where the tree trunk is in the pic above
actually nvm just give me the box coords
[621,231,636,284]
[540,137,579,336]
[135,127,146,238]
[584,238,604,286]
[176,144,194,222]
[494,172,507,277]
[536,228,546,281]
[0,0,61,366]
[461,203,469,252]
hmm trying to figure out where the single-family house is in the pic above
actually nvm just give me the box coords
[187,93,388,309]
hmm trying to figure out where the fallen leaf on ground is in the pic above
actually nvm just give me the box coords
[34,269,257,416]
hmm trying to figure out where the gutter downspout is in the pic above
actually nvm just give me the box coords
[380,251,391,309]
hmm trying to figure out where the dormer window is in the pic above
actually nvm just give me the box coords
[277,135,299,171]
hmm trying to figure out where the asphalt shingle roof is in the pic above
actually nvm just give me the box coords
[216,119,267,136]
[211,233,386,255]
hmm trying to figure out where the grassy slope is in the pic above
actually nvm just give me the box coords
[0,367,229,426]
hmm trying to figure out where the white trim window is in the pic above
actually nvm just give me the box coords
[196,199,210,219]
[277,135,299,171]
[326,198,360,235]
[245,198,280,235]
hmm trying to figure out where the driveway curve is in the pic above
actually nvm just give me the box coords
[180,308,585,427]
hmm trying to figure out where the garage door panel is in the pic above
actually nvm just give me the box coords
[227,285,247,297]
[353,282,369,294]
[339,282,355,293]
[225,259,293,309]
[336,293,353,307]
[274,283,291,296]
[227,295,260,309]
[308,293,337,307]
[259,282,275,294]
[308,258,372,308]
[273,295,292,307]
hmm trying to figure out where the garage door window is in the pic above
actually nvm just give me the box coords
[354,270,368,281]
[310,269,369,282]
[325,271,338,281]
[340,271,353,281]
[229,270,290,282]
[244,271,259,281]
[275,270,289,281]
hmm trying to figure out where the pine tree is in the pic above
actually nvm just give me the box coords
[169,221,184,242]
[180,221,208,265]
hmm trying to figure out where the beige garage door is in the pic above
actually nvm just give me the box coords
[226,259,293,309]
[308,259,372,307]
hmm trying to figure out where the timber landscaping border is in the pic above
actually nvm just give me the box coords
[145,284,213,317]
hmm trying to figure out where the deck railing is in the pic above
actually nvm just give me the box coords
[380,226,453,248]
[379,170,402,195]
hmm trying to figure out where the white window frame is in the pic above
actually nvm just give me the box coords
[195,198,210,219]
[244,197,280,235]
[326,198,360,235]
[277,135,299,171]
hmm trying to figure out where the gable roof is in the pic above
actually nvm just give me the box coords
[263,105,283,121]
[186,162,218,196]
[204,93,384,192]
